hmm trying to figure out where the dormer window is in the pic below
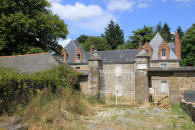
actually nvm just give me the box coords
[77,54,80,63]
[146,49,149,56]
[161,49,166,60]
[75,48,83,63]
[62,56,64,62]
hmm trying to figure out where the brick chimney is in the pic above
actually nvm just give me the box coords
[139,43,142,51]
[175,33,181,59]
[90,45,95,54]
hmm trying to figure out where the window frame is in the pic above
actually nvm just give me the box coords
[161,49,166,60]
[160,80,169,94]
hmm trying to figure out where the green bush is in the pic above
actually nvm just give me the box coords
[0,66,80,115]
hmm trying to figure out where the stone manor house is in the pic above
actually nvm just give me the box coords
[0,33,195,105]
[59,32,195,105]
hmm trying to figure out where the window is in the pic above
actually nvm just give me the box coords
[161,49,166,60]
[76,67,80,69]
[61,56,64,62]
[146,49,149,56]
[161,63,167,69]
[77,54,80,63]
[160,81,168,94]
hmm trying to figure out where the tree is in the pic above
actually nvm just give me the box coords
[180,24,195,66]
[0,0,68,56]
[102,20,125,49]
[129,25,155,45]
[176,26,184,39]
[76,34,88,43]
[80,36,111,51]
[156,22,162,33]
[117,41,138,50]
[161,23,173,42]
[156,22,173,42]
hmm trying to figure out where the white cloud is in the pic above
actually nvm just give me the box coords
[77,12,116,32]
[107,0,135,11]
[49,1,116,34]
[137,3,149,8]
[51,2,103,21]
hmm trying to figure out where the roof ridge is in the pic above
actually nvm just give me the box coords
[98,49,138,52]
[0,52,50,58]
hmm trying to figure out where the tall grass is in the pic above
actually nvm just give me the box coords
[0,66,80,115]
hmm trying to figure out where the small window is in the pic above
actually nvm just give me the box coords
[161,64,167,69]
[160,81,168,94]
[77,54,80,63]
[161,49,166,60]
[62,56,64,62]
[146,49,149,56]
[76,67,80,69]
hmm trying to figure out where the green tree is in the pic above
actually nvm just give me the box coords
[156,23,173,42]
[129,25,155,45]
[102,20,125,49]
[80,36,111,51]
[0,0,68,56]
[176,26,184,39]
[76,34,88,43]
[117,41,138,50]
[180,24,195,66]
[161,23,173,42]
[156,22,162,33]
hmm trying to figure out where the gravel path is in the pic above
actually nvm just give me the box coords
[80,105,193,130]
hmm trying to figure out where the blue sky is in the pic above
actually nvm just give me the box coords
[49,0,195,40]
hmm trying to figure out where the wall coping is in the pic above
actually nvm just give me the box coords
[150,59,180,63]
[148,67,195,72]
[181,100,195,106]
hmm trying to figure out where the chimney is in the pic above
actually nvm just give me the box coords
[90,45,95,54]
[175,33,181,59]
[139,43,142,51]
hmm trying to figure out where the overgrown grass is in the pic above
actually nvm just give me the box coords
[171,105,195,129]
[88,95,105,105]
[17,87,91,129]
[0,66,80,115]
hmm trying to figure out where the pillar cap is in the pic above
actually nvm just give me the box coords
[89,50,102,61]
[136,46,150,58]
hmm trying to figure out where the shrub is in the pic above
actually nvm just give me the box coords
[0,66,80,115]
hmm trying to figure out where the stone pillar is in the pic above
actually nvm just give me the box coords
[88,50,103,96]
[135,47,150,103]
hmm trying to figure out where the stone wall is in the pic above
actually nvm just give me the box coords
[149,69,195,105]
[150,61,179,68]
[180,100,195,122]
[70,64,88,70]
[79,75,88,95]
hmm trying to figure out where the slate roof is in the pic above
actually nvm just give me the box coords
[64,34,179,64]
[64,40,139,64]
[98,49,138,63]
[149,33,178,60]
[64,40,90,64]
[0,53,64,73]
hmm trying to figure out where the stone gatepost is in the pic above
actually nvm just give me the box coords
[135,47,150,103]
[88,50,103,96]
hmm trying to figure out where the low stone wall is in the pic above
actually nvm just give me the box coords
[180,100,195,122]
[149,68,195,105]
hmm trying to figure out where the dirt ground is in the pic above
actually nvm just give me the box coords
[77,104,195,130]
